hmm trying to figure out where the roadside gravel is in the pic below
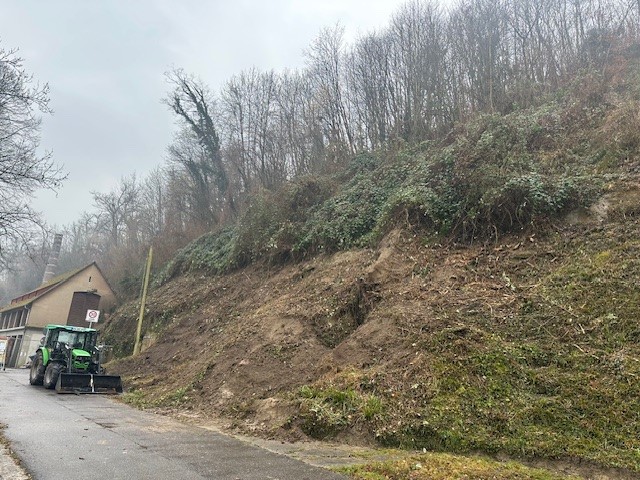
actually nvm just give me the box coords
[0,444,29,480]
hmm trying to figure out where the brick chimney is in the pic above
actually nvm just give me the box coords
[42,233,63,284]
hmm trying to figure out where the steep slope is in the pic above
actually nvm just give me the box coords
[107,192,640,471]
[104,62,640,475]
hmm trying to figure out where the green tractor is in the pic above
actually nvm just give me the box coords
[29,324,122,394]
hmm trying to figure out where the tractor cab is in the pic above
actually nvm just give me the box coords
[42,325,97,373]
[44,326,97,351]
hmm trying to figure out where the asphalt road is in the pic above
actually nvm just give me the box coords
[0,369,346,480]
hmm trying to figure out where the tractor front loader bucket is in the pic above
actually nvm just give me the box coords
[56,373,123,394]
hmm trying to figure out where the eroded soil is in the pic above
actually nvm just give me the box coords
[105,179,640,480]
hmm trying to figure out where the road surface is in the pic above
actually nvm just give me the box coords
[0,369,346,480]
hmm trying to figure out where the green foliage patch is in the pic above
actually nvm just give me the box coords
[156,227,237,285]
[339,452,578,480]
[233,176,335,263]
[159,94,606,282]
[296,380,385,439]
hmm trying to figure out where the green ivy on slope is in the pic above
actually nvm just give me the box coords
[157,92,608,283]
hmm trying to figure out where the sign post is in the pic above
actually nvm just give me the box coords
[134,246,153,355]
[85,309,100,323]
[0,336,6,370]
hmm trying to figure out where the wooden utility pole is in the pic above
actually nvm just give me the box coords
[134,246,153,355]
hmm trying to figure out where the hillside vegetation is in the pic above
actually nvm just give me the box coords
[8,0,640,312]
[101,51,640,479]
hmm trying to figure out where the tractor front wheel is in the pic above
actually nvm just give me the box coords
[43,362,63,389]
[29,352,45,386]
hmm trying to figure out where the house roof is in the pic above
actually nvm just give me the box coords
[0,262,112,314]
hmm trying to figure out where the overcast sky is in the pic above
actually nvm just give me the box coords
[0,0,414,227]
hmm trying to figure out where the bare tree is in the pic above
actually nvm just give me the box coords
[165,69,235,222]
[388,1,449,138]
[448,0,511,114]
[275,70,318,176]
[167,127,224,228]
[92,175,140,248]
[347,32,394,149]
[57,212,105,271]
[138,167,167,240]
[0,45,65,270]
[305,25,355,163]
[222,68,286,191]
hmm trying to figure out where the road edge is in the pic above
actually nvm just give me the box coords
[0,423,31,480]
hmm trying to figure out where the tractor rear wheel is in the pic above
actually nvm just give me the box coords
[29,352,45,386]
[43,362,63,389]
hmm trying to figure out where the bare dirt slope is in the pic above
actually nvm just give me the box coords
[109,224,510,426]
[105,176,640,477]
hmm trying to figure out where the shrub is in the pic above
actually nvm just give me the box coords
[232,177,335,264]
[155,227,237,284]
[296,174,389,253]
[297,384,385,439]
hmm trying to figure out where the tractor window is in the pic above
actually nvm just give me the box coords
[55,331,95,350]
